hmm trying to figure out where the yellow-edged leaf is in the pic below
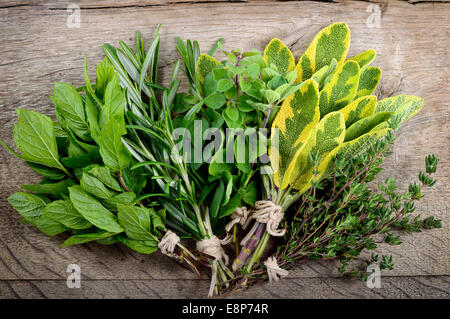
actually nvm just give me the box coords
[356,66,381,98]
[295,23,350,83]
[339,95,377,127]
[297,127,390,194]
[270,79,319,189]
[288,111,346,191]
[347,49,376,69]
[311,58,337,87]
[375,95,424,124]
[344,111,392,142]
[196,54,221,83]
[263,38,295,74]
[319,60,360,117]
[337,128,391,160]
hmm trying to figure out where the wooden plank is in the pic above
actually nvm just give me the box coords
[0,0,448,288]
[1,276,449,298]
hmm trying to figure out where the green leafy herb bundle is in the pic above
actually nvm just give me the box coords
[0,22,442,297]
[224,23,432,278]
[0,46,198,274]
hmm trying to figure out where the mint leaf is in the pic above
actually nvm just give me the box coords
[51,82,91,141]
[100,75,125,128]
[86,165,122,191]
[98,120,131,172]
[96,58,115,99]
[69,185,123,233]
[13,109,67,173]
[62,230,116,247]
[26,162,66,180]
[80,172,114,199]
[116,235,158,254]
[117,204,156,241]
[43,200,92,229]
[21,179,76,197]
[8,192,67,235]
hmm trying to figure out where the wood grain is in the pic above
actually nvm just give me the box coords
[0,0,448,298]
[1,276,449,299]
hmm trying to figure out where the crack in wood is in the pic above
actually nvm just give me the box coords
[2,0,446,11]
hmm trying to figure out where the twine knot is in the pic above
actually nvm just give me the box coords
[264,256,289,282]
[252,200,285,237]
[196,235,232,265]
[158,230,180,256]
[225,206,251,232]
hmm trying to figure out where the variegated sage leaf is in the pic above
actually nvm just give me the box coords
[339,95,377,127]
[375,95,424,124]
[263,38,295,74]
[288,111,346,191]
[356,66,381,98]
[319,60,360,117]
[345,112,392,142]
[270,80,320,189]
[295,23,350,83]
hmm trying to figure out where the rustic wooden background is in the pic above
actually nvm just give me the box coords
[0,0,449,299]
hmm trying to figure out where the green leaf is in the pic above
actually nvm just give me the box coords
[100,75,125,128]
[69,185,123,233]
[150,208,165,232]
[209,148,233,176]
[8,192,48,224]
[43,199,93,229]
[21,179,75,197]
[203,72,218,96]
[98,120,131,172]
[104,192,136,211]
[116,235,158,254]
[121,166,146,194]
[96,57,115,99]
[339,95,377,127]
[217,79,234,92]
[204,93,226,110]
[345,112,392,142]
[117,204,156,241]
[60,149,102,169]
[356,66,381,98]
[210,180,224,218]
[13,109,66,173]
[375,95,424,124]
[62,230,116,247]
[80,172,114,199]
[26,162,65,180]
[8,192,67,235]
[263,38,295,74]
[51,82,91,141]
[319,60,360,117]
[85,93,100,142]
[218,190,243,218]
[295,23,350,82]
[243,181,257,206]
[196,54,221,82]
[86,165,122,192]
[270,80,320,189]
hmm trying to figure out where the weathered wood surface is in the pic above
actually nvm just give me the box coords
[0,0,449,298]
